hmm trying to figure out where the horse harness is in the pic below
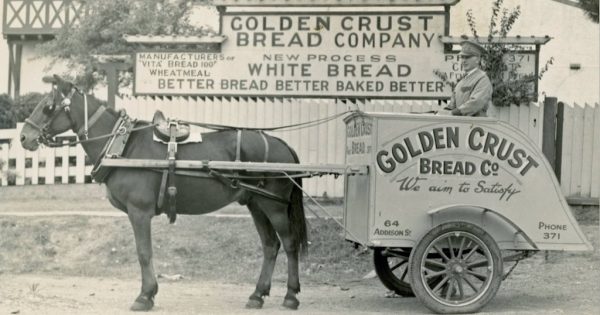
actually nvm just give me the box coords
[31,86,290,224]
[24,86,106,147]
[92,110,287,224]
[150,111,285,223]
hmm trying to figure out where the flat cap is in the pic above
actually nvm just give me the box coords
[459,40,487,57]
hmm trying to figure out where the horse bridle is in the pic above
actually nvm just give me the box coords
[25,85,103,146]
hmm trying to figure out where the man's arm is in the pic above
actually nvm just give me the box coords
[456,76,493,116]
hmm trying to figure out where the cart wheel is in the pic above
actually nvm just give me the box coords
[373,247,414,297]
[409,222,503,314]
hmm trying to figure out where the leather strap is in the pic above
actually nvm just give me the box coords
[77,105,106,138]
[166,122,178,223]
[157,170,168,209]
[236,129,242,162]
[259,131,269,162]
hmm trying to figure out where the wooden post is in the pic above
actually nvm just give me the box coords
[555,101,565,181]
[97,62,130,109]
[14,43,22,99]
[542,97,558,174]
[7,42,14,98]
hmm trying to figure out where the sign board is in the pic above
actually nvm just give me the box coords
[133,11,537,99]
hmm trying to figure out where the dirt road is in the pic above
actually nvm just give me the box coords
[1,270,599,315]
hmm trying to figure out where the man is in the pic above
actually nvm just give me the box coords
[446,40,493,117]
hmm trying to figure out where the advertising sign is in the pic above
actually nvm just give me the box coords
[133,12,537,99]
[342,113,589,250]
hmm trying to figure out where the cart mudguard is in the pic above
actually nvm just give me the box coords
[343,112,592,251]
[426,204,539,250]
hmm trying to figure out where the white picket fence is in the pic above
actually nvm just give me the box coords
[0,97,542,196]
[559,103,600,201]
[0,127,91,186]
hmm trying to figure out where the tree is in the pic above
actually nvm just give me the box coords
[0,93,46,129]
[37,0,214,91]
[0,95,15,129]
[436,0,553,107]
[579,0,599,23]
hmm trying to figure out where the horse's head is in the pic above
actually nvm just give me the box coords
[20,75,81,151]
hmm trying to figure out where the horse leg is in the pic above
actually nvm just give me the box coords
[246,204,281,309]
[262,203,301,310]
[127,205,158,311]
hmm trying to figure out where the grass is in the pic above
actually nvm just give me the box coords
[0,215,374,286]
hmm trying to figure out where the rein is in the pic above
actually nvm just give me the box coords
[44,123,158,148]
[29,87,359,148]
[178,109,359,132]
[24,85,158,148]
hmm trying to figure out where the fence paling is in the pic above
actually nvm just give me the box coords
[561,104,574,195]
[592,104,600,198]
[570,104,585,195]
[559,103,600,201]
[580,104,595,196]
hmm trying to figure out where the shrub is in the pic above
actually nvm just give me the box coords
[436,0,553,107]
[0,93,46,129]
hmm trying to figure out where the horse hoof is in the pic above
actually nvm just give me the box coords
[245,296,264,309]
[282,297,299,310]
[130,296,154,311]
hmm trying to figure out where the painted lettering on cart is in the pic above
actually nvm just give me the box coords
[473,180,521,201]
[377,127,459,172]
[539,222,565,240]
[396,176,425,191]
[346,119,373,137]
[374,228,412,237]
[395,177,520,201]
[347,119,373,156]
[376,126,539,176]
[468,127,539,176]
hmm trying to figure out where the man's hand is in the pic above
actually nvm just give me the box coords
[451,108,462,116]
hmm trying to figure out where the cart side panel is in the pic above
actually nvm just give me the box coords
[344,115,374,245]
[344,174,370,244]
[366,112,592,251]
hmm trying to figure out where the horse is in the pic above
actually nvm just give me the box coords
[20,75,308,311]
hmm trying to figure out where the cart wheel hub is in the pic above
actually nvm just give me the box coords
[453,265,464,273]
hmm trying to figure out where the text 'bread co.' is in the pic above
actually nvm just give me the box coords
[376,126,540,177]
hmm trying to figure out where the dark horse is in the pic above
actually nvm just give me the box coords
[20,75,308,311]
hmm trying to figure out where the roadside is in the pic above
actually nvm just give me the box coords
[0,184,598,314]
[0,183,344,218]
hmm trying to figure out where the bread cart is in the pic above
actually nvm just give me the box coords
[343,111,592,313]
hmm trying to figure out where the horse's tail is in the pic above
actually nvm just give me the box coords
[287,145,308,256]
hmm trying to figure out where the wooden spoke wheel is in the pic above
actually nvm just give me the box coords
[373,247,414,297]
[409,222,503,314]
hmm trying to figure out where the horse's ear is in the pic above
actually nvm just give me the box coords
[42,75,56,84]
[52,74,73,94]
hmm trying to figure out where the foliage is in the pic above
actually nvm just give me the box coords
[0,93,46,129]
[436,0,553,107]
[579,0,599,23]
[37,0,214,91]
[0,95,15,129]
